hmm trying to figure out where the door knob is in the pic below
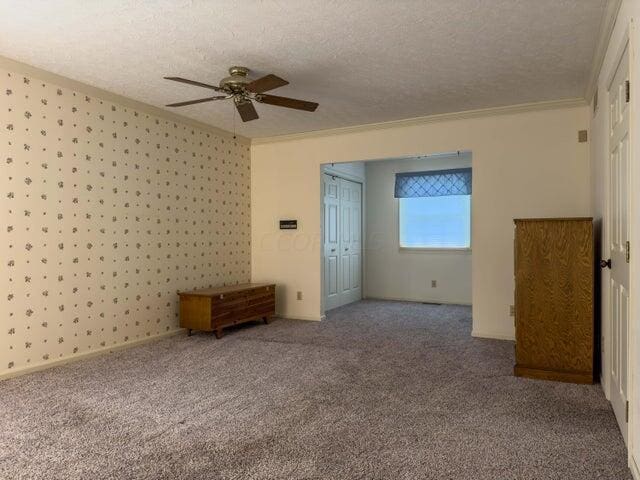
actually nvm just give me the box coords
[600,259,612,269]
[330,248,336,252]
[345,247,349,251]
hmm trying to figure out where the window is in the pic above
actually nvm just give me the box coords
[399,195,471,248]
[395,168,471,249]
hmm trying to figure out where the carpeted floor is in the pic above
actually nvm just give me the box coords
[0,300,631,479]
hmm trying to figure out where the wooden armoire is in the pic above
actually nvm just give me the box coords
[513,218,594,384]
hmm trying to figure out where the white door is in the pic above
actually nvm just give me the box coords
[347,181,362,304]
[339,180,353,301]
[338,179,362,304]
[323,174,362,310]
[324,174,341,310]
[608,44,630,444]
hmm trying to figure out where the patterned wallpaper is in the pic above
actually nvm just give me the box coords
[1,67,251,376]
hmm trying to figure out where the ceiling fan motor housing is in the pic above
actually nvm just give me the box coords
[219,66,251,92]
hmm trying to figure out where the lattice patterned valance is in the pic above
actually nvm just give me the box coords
[394,168,472,198]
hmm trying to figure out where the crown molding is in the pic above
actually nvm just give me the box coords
[0,54,590,147]
[251,97,587,145]
[0,55,250,144]
[584,0,623,102]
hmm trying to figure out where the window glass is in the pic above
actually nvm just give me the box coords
[399,195,471,248]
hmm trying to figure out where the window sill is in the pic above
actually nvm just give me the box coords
[399,246,472,253]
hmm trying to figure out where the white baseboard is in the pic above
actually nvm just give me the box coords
[276,313,324,322]
[364,295,472,306]
[471,329,515,341]
[631,455,640,480]
[0,329,185,381]
[600,374,611,400]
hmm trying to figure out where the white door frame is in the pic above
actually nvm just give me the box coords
[320,165,365,316]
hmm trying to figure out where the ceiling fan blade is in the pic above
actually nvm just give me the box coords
[235,99,259,122]
[166,96,228,107]
[245,74,289,93]
[257,94,318,112]
[164,76,225,92]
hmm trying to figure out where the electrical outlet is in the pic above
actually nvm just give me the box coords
[431,280,437,288]
[297,291,303,301]
[509,305,515,316]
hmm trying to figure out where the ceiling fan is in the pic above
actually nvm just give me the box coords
[163,66,319,122]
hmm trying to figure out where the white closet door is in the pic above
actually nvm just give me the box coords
[347,181,362,303]
[340,180,353,299]
[323,174,362,310]
[323,175,341,310]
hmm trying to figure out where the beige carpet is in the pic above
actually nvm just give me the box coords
[0,300,630,479]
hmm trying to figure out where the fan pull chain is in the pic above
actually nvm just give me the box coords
[232,101,237,140]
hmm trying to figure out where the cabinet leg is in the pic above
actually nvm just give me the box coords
[187,328,192,337]
[214,328,224,339]
[263,316,271,324]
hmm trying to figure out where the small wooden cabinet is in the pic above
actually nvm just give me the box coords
[514,218,594,384]
[179,283,276,338]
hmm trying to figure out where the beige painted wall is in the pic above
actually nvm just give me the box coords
[1,65,251,377]
[251,105,590,339]
[364,154,472,305]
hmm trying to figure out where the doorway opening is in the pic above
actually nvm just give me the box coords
[320,152,473,315]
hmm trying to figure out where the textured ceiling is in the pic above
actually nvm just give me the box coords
[0,0,605,138]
